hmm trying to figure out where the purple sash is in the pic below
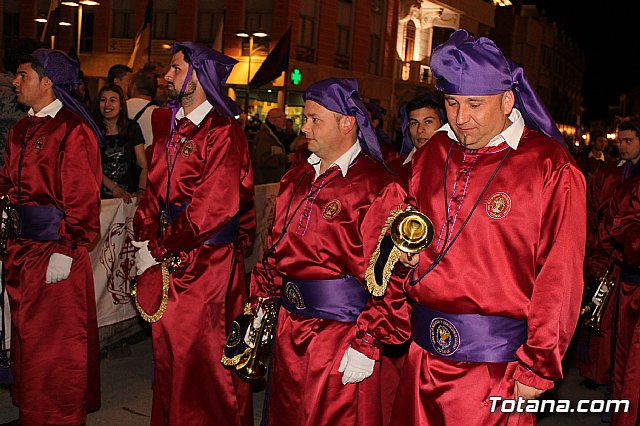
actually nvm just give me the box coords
[9,205,63,241]
[412,305,527,363]
[166,203,239,245]
[281,275,369,322]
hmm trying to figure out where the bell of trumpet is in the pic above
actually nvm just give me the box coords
[366,205,435,296]
[390,206,435,254]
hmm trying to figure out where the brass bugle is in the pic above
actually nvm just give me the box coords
[581,270,616,334]
[390,206,435,254]
[235,299,277,381]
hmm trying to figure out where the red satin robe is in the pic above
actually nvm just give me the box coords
[0,108,102,426]
[599,174,640,426]
[134,107,255,426]
[251,154,412,426]
[579,160,628,384]
[387,151,412,190]
[391,129,586,425]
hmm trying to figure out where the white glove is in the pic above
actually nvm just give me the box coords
[244,307,266,348]
[132,240,158,276]
[45,253,73,283]
[338,346,375,385]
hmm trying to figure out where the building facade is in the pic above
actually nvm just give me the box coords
[1,0,585,141]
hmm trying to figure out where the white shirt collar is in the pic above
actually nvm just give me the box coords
[440,108,525,150]
[403,146,417,165]
[175,100,213,126]
[307,141,362,179]
[28,98,63,118]
[588,150,605,161]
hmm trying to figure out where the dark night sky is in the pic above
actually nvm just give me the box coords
[531,0,639,125]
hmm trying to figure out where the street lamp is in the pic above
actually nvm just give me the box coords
[61,1,101,57]
[235,30,269,113]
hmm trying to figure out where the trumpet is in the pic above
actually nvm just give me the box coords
[222,298,277,381]
[581,270,616,334]
[390,205,435,255]
[366,205,434,296]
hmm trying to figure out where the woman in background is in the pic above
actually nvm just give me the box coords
[92,84,147,203]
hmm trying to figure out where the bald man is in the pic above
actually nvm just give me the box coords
[250,108,294,184]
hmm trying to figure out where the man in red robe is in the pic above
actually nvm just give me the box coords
[250,78,411,426]
[594,136,640,426]
[133,42,255,426]
[391,30,586,425]
[0,49,102,425]
[579,117,640,387]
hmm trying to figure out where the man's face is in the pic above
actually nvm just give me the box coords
[301,100,346,160]
[593,136,608,152]
[114,72,132,97]
[618,129,640,163]
[444,92,514,150]
[267,109,286,130]
[165,51,197,100]
[12,63,50,108]
[408,107,442,149]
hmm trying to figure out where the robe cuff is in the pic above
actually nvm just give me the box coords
[351,330,382,360]
[512,364,555,391]
[148,238,169,261]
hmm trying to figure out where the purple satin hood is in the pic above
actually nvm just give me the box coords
[303,78,383,163]
[171,42,242,118]
[31,48,103,146]
[430,29,564,145]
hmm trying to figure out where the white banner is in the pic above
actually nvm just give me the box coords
[88,198,139,327]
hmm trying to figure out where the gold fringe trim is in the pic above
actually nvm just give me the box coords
[365,206,405,297]
[221,347,252,367]
[133,262,170,323]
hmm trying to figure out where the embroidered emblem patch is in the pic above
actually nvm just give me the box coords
[9,208,21,235]
[34,137,45,153]
[284,281,305,309]
[225,321,242,348]
[486,192,511,219]
[430,317,460,356]
[322,200,341,220]
[182,141,194,157]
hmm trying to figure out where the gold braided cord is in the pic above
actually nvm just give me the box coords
[133,262,170,323]
[221,347,252,367]
[365,206,405,297]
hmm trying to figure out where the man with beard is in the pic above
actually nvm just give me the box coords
[133,42,255,426]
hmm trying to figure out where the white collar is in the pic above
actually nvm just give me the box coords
[175,100,213,126]
[403,146,417,165]
[588,150,605,161]
[308,141,362,179]
[28,98,63,118]
[441,108,525,150]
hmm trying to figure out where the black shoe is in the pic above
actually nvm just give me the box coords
[0,419,20,426]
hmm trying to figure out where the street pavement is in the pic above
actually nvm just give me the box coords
[0,332,610,425]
